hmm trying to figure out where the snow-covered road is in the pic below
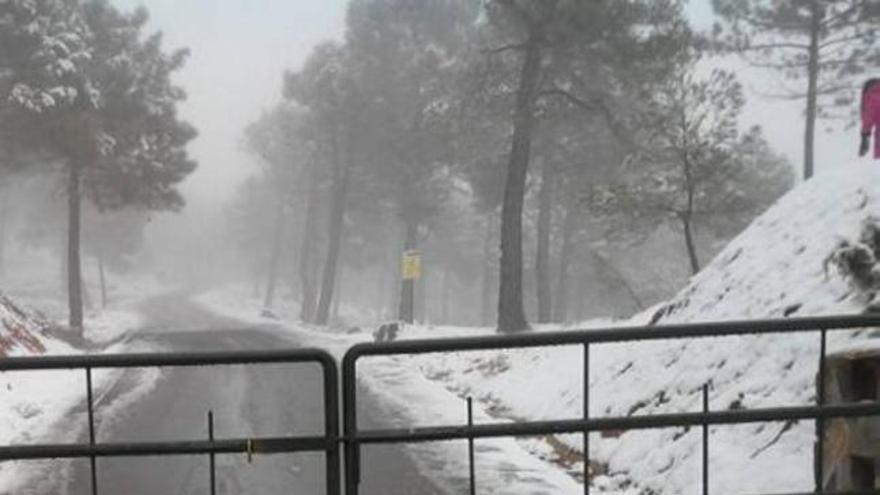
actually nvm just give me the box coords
[39,293,443,495]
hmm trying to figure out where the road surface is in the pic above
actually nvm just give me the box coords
[50,294,444,495]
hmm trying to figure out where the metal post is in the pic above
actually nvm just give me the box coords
[207,411,215,495]
[583,343,590,495]
[86,367,98,495]
[342,354,360,495]
[702,384,709,495]
[322,355,341,495]
[816,328,827,492]
[467,397,476,495]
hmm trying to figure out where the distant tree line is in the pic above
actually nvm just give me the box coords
[229,0,810,332]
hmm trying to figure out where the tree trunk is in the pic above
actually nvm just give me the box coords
[298,162,320,323]
[418,264,428,324]
[332,265,343,321]
[67,162,83,331]
[480,213,496,327]
[314,134,350,326]
[376,264,387,319]
[680,214,700,275]
[498,32,543,333]
[535,158,554,324]
[553,197,577,323]
[681,153,700,275]
[97,254,107,310]
[398,219,418,324]
[263,199,286,311]
[803,0,821,180]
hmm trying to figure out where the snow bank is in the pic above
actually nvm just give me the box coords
[419,163,880,494]
[0,289,157,491]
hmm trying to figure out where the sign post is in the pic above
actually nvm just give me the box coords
[399,250,422,323]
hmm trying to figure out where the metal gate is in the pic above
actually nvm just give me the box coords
[342,315,880,495]
[0,349,340,495]
[3,315,880,495]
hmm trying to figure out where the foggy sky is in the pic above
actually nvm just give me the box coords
[119,0,865,218]
[114,0,349,207]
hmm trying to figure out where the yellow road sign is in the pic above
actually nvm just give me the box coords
[402,250,422,280]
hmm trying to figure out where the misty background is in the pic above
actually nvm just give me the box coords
[0,0,875,330]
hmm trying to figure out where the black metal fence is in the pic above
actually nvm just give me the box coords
[0,349,340,495]
[342,314,880,495]
[2,315,880,495]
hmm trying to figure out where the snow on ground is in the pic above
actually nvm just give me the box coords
[417,162,880,494]
[197,288,589,494]
[0,262,165,492]
[197,163,880,494]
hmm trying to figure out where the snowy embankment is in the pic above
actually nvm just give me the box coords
[0,273,162,492]
[197,163,880,494]
[418,162,880,494]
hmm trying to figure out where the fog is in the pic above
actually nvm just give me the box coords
[0,0,873,331]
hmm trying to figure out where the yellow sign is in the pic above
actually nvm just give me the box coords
[402,250,422,280]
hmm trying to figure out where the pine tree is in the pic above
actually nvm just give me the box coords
[345,0,473,323]
[1,0,195,329]
[713,0,880,179]
[481,0,688,332]
[285,42,363,326]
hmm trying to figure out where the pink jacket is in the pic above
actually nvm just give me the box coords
[862,82,880,158]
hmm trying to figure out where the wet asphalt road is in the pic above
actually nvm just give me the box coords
[52,294,443,495]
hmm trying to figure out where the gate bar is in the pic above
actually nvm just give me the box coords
[0,348,340,495]
[350,402,880,445]
[86,367,97,495]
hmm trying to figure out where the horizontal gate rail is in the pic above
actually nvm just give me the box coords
[0,348,337,370]
[0,435,334,459]
[342,314,880,495]
[345,314,880,357]
[0,347,340,495]
[352,402,880,444]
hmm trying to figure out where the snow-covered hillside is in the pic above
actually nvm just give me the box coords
[419,162,880,494]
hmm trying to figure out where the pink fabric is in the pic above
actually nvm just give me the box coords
[862,84,880,158]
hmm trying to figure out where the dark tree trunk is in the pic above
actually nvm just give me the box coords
[298,162,320,323]
[263,199,286,311]
[60,229,67,299]
[398,219,418,324]
[422,266,433,324]
[498,33,543,333]
[681,154,700,275]
[553,197,577,323]
[480,213,496,327]
[680,214,700,275]
[332,265,343,321]
[67,161,83,330]
[314,134,350,326]
[97,254,107,310]
[376,263,387,319]
[803,0,821,180]
[535,158,554,323]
